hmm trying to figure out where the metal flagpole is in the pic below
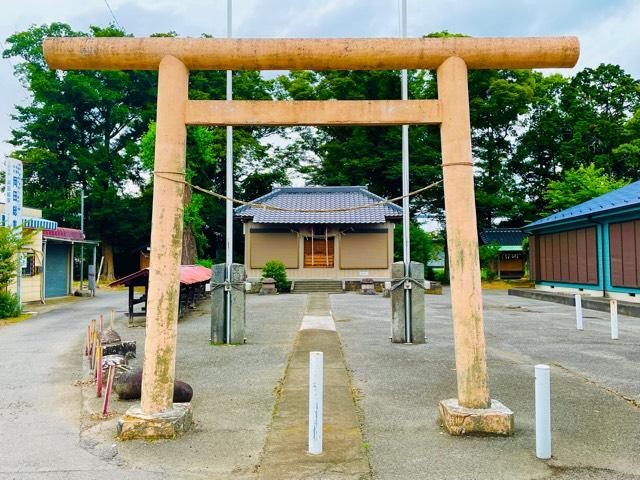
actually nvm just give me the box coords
[401,0,412,343]
[225,0,233,344]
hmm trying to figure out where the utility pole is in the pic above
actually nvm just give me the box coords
[225,0,233,344]
[79,188,85,290]
[401,0,412,343]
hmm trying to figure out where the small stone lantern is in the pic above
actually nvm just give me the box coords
[361,277,376,295]
[260,278,277,295]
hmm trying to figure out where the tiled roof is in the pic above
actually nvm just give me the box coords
[43,227,85,241]
[526,180,640,230]
[479,228,526,247]
[235,186,403,224]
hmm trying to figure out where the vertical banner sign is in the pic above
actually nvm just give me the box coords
[5,159,24,303]
[5,159,23,228]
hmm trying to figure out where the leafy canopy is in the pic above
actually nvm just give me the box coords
[543,163,630,213]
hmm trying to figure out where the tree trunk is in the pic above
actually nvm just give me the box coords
[101,241,116,281]
[181,229,197,265]
[181,185,197,265]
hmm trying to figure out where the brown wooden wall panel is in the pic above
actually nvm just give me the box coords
[340,231,388,269]
[559,231,569,280]
[621,221,637,286]
[551,233,560,280]
[567,230,577,283]
[529,235,538,281]
[576,228,587,283]
[636,220,640,285]
[609,220,640,288]
[585,227,598,284]
[609,223,623,286]
[545,234,553,280]
[250,232,299,269]
[530,227,598,285]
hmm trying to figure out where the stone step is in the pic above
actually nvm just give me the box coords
[293,280,344,293]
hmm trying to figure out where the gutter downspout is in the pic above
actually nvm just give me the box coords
[588,216,606,297]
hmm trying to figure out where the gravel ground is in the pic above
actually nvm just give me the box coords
[331,289,640,480]
[82,293,306,479]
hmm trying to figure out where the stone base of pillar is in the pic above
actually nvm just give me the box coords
[117,403,193,440]
[211,263,246,344]
[439,398,514,436]
[391,261,425,343]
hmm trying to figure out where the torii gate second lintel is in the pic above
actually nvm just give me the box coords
[43,36,579,439]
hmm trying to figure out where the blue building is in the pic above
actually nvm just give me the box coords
[525,181,640,302]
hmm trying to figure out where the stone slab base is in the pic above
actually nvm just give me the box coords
[439,398,513,436]
[117,403,193,440]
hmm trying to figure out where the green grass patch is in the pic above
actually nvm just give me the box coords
[0,312,33,326]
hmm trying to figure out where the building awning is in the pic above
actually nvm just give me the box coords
[1,214,58,230]
[499,246,523,252]
[43,227,99,245]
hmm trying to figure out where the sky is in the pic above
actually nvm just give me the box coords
[1,0,639,161]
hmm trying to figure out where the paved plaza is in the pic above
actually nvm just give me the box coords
[0,289,638,479]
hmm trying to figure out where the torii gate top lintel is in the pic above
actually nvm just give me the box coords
[43,36,579,71]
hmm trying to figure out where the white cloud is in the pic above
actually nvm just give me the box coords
[0,0,638,160]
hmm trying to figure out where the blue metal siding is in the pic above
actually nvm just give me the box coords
[45,243,69,298]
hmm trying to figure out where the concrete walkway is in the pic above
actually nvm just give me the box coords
[332,289,640,480]
[258,293,370,479]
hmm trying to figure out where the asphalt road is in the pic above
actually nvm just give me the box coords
[0,290,151,480]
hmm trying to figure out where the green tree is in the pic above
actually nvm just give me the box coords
[275,68,443,220]
[5,24,286,271]
[393,223,433,267]
[559,64,640,177]
[511,73,570,221]
[543,163,629,213]
[3,23,158,278]
[140,64,283,262]
[0,227,32,289]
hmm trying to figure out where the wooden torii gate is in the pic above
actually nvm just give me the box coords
[44,36,579,438]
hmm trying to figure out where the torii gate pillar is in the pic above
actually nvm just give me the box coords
[437,56,513,435]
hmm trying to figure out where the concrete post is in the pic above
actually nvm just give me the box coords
[211,262,246,344]
[391,261,425,344]
[535,364,551,459]
[437,57,490,409]
[140,55,189,415]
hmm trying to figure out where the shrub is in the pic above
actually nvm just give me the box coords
[431,268,447,284]
[261,260,291,293]
[196,258,213,269]
[0,291,22,319]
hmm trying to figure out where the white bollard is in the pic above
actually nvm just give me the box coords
[610,299,619,340]
[535,364,551,460]
[575,294,583,331]
[308,351,323,455]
